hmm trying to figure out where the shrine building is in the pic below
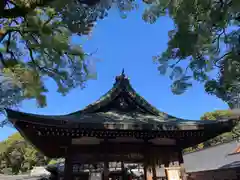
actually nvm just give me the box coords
[5,72,238,180]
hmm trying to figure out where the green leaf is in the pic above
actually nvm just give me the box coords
[36,94,47,108]
[170,66,183,80]
[157,64,168,75]
[69,46,84,56]
[171,76,192,95]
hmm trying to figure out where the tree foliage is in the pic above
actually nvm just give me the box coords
[143,0,240,105]
[184,109,240,153]
[1,0,239,108]
[0,0,142,108]
[201,109,240,140]
[0,73,23,127]
[0,133,49,174]
[0,0,94,107]
[200,109,233,120]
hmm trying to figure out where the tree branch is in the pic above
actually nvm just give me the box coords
[0,0,57,18]
[0,0,101,19]
[214,52,232,67]
[212,30,225,53]
[0,52,7,67]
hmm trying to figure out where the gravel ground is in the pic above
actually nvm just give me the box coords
[0,175,48,180]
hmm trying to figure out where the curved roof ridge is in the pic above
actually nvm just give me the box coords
[125,83,178,119]
[66,74,125,115]
[66,72,178,118]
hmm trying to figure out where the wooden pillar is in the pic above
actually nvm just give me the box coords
[178,149,187,180]
[150,147,157,180]
[64,146,73,180]
[143,140,149,180]
[103,160,109,180]
[103,139,109,180]
[163,155,170,169]
[121,161,125,180]
[143,165,148,180]
[152,165,157,180]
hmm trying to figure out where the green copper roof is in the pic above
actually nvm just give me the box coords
[68,71,178,120]
[4,108,237,131]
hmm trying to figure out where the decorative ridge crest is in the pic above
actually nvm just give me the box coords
[115,68,129,84]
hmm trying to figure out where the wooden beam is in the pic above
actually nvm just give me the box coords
[72,154,144,163]
[71,143,178,154]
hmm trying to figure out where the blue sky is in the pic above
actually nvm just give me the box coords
[0,6,229,140]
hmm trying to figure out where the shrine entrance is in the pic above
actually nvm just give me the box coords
[109,172,122,180]
[72,172,89,180]
[104,170,128,180]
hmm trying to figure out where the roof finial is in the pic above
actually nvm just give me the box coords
[114,69,127,84]
[121,68,125,77]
